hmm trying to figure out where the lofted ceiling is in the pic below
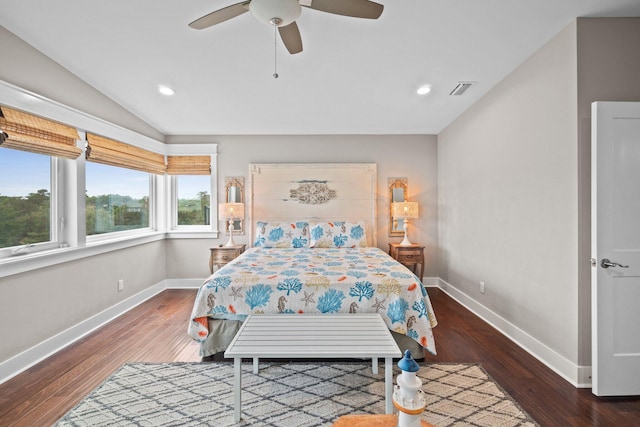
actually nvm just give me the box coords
[1,0,640,136]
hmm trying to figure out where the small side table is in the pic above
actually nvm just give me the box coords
[332,415,434,427]
[389,243,425,280]
[209,244,245,274]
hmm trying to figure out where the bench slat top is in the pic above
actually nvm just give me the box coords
[225,314,401,359]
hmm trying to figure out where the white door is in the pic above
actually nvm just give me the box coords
[591,101,640,396]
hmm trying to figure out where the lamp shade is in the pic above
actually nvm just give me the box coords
[218,202,244,219]
[393,201,419,219]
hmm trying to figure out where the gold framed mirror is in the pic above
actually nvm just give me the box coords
[225,176,244,234]
[389,178,408,236]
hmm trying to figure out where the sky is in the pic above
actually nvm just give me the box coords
[0,148,49,197]
[0,149,208,200]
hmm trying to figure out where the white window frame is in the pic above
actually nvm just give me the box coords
[84,166,156,245]
[0,154,62,259]
[0,81,218,278]
[165,145,219,238]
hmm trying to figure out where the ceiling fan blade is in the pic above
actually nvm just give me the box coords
[188,2,251,30]
[279,22,303,54]
[304,0,383,19]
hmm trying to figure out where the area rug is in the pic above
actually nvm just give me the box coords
[55,362,538,427]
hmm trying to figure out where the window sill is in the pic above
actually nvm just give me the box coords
[0,232,165,279]
[165,230,220,239]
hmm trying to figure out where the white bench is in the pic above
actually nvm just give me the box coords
[224,313,402,422]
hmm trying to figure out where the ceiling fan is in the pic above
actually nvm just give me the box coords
[189,0,384,55]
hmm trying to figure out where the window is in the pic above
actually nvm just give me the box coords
[0,103,79,257]
[0,149,53,250]
[0,89,218,273]
[176,175,210,226]
[84,132,165,237]
[167,155,212,230]
[85,162,151,235]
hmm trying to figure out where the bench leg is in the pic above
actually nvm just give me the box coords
[253,357,259,374]
[371,357,379,375]
[385,357,393,414]
[234,357,242,422]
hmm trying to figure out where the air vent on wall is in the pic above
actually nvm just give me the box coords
[449,82,474,96]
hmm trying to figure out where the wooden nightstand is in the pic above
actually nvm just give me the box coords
[333,414,434,427]
[389,243,425,279]
[209,244,246,274]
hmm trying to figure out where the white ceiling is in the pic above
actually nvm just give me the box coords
[1,0,640,136]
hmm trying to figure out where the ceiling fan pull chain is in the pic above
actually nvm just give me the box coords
[273,25,279,78]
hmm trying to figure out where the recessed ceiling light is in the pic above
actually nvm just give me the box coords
[158,85,175,96]
[416,85,431,95]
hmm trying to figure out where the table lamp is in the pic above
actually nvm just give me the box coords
[218,202,244,246]
[393,201,419,246]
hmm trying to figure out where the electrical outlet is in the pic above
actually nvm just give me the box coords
[118,279,124,292]
[479,281,485,294]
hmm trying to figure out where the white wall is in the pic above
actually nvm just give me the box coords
[438,21,580,370]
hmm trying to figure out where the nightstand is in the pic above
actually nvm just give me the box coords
[389,243,425,279]
[333,415,434,427]
[209,244,246,274]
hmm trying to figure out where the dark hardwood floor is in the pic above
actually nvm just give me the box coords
[1,288,638,426]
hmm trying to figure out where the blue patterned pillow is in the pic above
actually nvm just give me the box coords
[309,221,367,248]
[254,221,310,248]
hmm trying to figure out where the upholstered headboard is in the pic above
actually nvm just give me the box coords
[248,163,377,247]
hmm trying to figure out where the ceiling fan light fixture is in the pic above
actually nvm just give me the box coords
[250,0,301,26]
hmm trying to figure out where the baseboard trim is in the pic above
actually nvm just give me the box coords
[165,278,203,289]
[1,276,592,389]
[436,278,591,388]
[0,281,166,385]
[422,277,440,287]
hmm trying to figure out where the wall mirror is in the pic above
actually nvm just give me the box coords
[225,176,244,234]
[388,178,408,236]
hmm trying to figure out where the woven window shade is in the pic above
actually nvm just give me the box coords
[86,133,166,174]
[166,155,211,175]
[0,105,82,159]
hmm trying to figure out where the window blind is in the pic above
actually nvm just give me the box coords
[166,155,211,175]
[0,105,82,159]
[85,133,166,174]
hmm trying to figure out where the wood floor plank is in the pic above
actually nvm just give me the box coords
[0,288,638,426]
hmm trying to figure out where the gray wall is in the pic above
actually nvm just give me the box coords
[0,26,163,141]
[438,22,579,363]
[0,25,439,365]
[438,17,640,373]
[3,17,639,381]
[1,26,169,364]
[575,17,640,366]
[165,135,439,280]
[0,242,166,362]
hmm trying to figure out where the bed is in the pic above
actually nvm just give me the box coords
[187,163,438,357]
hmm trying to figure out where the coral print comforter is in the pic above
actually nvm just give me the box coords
[188,247,438,355]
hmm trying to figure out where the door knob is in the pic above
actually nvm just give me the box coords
[600,258,629,269]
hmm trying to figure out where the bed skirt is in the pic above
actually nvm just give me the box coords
[200,318,425,359]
